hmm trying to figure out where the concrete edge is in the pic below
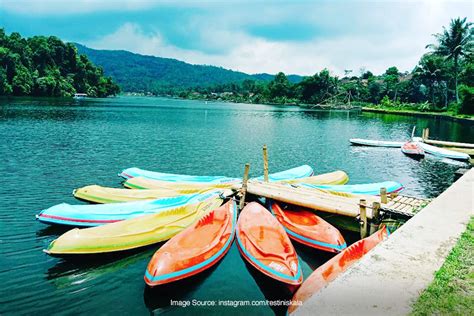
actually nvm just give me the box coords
[295,168,474,316]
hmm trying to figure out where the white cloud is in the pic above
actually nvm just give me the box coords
[9,0,471,75]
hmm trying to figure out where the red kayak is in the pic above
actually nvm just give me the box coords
[401,141,425,158]
[144,200,236,286]
[269,201,347,253]
[236,202,303,289]
[289,226,389,314]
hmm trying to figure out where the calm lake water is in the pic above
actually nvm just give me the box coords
[0,96,472,315]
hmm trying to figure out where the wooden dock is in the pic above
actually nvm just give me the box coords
[233,180,429,219]
[422,128,474,151]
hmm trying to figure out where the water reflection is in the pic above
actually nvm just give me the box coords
[1,97,472,315]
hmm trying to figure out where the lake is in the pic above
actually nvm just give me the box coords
[0,96,472,315]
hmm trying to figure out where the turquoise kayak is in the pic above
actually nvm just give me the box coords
[119,167,238,183]
[255,165,313,182]
[300,181,403,195]
[119,165,314,182]
[36,190,223,227]
[412,137,470,161]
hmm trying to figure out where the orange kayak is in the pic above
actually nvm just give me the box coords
[289,226,389,314]
[269,201,346,253]
[236,202,302,288]
[144,200,236,286]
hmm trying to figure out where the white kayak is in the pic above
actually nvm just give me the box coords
[412,137,470,161]
[349,138,404,148]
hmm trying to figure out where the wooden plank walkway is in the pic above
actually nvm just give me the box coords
[233,181,429,219]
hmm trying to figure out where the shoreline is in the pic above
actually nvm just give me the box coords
[362,107,474,124]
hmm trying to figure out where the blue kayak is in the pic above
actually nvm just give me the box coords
[36,190,223,227]
[119,167,238,183]
[255,165,313,182]
[300,181,403,195]
[119,165,314,182]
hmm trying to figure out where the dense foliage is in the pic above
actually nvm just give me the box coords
[178,18,473,115]
[75,44,302,95]
[0,29,119,97]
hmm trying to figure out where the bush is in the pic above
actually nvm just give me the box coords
[459,85,474,115]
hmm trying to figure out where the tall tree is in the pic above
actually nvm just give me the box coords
[427,17,473,103]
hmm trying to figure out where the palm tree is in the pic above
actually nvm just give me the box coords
[427,17,473,103]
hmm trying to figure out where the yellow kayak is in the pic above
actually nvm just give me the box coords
[123,177,238,190]
[284,170,348,185]
[44,195,223,255]
[73,171,348,204]
[73,184,208,204]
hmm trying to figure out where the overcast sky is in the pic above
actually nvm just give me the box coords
[1,0,472,75]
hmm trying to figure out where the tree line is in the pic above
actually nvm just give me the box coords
[181,18,473,114]
[0,29,120,97]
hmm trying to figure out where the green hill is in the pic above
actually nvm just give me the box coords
[74,44,302,94]
[0,30,119,97]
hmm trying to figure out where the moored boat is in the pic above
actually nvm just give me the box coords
[43,194,223,255]
[123,177,239,190]
[37,191,223,227]
[401,141,425,158]
[350,138,404,147]
[288,226,389,314]
[413,137,470,161]
[144,200,236,286]
[254,165,313,181]
[236,202,303,288]
[73,184,197,203]
[300,181,403,195]
[284,170,349,185]
[119,167,238,183]
[124,165,314,189]
[268,201,346,253]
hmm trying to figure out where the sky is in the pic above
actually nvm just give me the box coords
[0,0,472,76]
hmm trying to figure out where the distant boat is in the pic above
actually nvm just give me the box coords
[73,93,87,99]
[401,141,425,158]
[350,138,404,147]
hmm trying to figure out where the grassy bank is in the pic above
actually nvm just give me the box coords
[411,217,473,315]
[362,106,474,122]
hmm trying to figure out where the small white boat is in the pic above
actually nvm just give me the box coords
[73,93,87,99]
[349,138,404,148]
[413,137,470,161]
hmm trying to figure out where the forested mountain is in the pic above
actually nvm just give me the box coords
[0,29,119,97]
[75,44,302,94]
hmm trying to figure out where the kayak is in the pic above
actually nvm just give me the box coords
[300,181,404,195]
[254,165,313,181]
[144,200,236,286]
[268,201,346,253]
[44,194,223,255]
[401,141,425,158]
[37,191,223,227]
[73,184,200,203]
[412,137,470,161]
[124,165,314,189]
[236,202,302,288]
[74,171,342,205]
[350,138,404,147]
[123,177,238,190]
[119,167,238,183]
[288,226,389,314]
[284,170,349,185]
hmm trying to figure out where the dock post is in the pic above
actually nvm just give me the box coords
[360,199,368,238]
[425,128,429,140]
[239,163,250,210]
[370,202,381,234]
[263,145,269,182]
[380,187,388,204]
